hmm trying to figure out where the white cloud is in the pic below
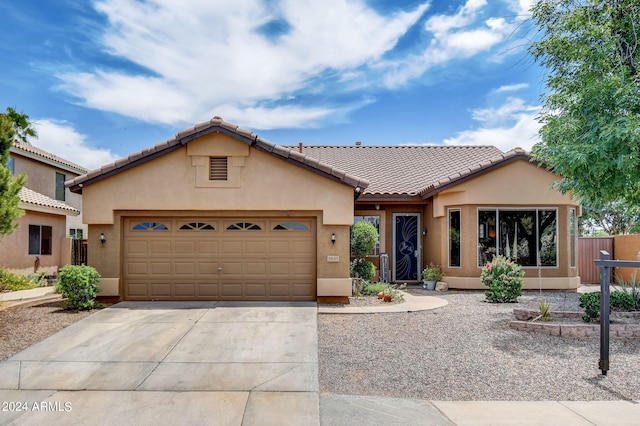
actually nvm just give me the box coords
[58,0,429,128]
[382,1,516,87]
[443,97,541,151]
[495,83,529,93]
[29,119,120,170]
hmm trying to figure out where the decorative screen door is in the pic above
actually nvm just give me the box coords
[393,213,420,282]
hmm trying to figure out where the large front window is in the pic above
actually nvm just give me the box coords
[29,225,53,255]
[478,209,557,267]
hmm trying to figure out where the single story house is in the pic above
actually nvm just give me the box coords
[67,116,579,302]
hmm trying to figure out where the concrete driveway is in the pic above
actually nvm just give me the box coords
[0,301,319,425]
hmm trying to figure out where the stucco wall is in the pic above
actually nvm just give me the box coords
[432,160,576,217]
[12,153,86,237]
[1,211,68,275]
[82,134,354,226]
[81,134,356,298]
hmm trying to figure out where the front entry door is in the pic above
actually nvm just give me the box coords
[393,213,420,282]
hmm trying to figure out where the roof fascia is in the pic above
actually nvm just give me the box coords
[18,202,79,217]
[10,148,87,175]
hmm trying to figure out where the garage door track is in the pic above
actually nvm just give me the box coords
[0,301,319,425]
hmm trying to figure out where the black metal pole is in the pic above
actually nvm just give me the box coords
[599,250,610,375]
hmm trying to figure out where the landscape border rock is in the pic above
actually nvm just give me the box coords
[511,308,640,339]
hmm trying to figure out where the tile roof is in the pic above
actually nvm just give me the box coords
[67,116,369,193]
[11,141,88,175]
[19,187,80,215]
[295,145,531,197]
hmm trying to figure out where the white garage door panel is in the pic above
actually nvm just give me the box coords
[123,218,316,301]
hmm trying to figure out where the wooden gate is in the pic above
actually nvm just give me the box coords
[578,237,614,283]
[71,239,88,265]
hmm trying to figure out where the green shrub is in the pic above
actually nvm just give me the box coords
[350,221,378,259]
[615,274,640,310]
[0,268,37,292]
[25,272,48,287]
[481,256,524,303]
[360,281,388,296]
[350,258,375,281]
[55,265,101,311]
[579,292,600,323]
[579,290,637,323]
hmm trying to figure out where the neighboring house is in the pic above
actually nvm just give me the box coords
[67,116,579,302]
[1,141,87,275]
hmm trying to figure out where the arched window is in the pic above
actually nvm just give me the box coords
[132,222,168,231]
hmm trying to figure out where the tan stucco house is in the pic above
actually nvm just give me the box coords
[67,116,580,302]
[1,141,87,275]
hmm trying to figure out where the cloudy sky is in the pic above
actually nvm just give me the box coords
[1,0,542,170]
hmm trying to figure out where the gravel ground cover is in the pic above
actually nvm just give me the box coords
[0,299,97,362]
[319,290,640,401]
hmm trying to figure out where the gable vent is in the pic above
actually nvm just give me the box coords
[209,157,228,181]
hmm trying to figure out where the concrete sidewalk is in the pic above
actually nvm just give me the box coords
[318,290,448,314]
[320,395,640,425]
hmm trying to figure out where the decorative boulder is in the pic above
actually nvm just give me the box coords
[436,281,448,291]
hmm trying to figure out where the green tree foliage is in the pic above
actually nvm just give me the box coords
[0,112,26,237]
[349,221,379,280]
[579,199,640,235]
[529,0,640,206]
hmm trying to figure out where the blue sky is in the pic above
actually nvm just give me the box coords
[1,0,543,170]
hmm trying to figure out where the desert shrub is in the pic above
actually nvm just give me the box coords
[360,281,388,296]
[579,290,637,323]
[615,274,640,311]
[0,268,37,292]
[481,256,524,303]
[350,258,376,281]
[25,272,48,287]
[55,265,101,311]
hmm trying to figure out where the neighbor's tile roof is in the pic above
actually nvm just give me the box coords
[295,145,531,197]
[19,187,80,214]
[67,116,369,193]
[12,140,88,175]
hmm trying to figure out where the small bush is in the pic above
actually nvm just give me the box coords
[350,222,378,258]
[55,265,101,311]
[481,256,524,303]
[360,281,388,296]
[350,258,375,281]
[0,268,37,292]
[579,290,637,323]
[579,292,600,323]
[539,299,551,322]
[615,274,640,310]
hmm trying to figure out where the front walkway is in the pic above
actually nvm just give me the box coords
[318,290,447,314]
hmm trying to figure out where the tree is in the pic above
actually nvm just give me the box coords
[349,221,379,281]
[579,199,640,236]
[4,107,37,143]
[0,110,27,237]
[529,0,640,206]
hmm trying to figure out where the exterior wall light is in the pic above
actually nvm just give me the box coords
[100,233,106,245]
[331,233,336,244]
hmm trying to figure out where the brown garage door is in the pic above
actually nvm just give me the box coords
[123,217,316,301]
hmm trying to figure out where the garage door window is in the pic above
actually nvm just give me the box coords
[273,222,309,231]
[132,222,168,231]
[180,222,215,230]
[227,222,262,230]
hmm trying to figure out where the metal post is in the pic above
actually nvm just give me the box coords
[599,250,610,375]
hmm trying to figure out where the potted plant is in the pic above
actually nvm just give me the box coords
[422,263,444,290]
